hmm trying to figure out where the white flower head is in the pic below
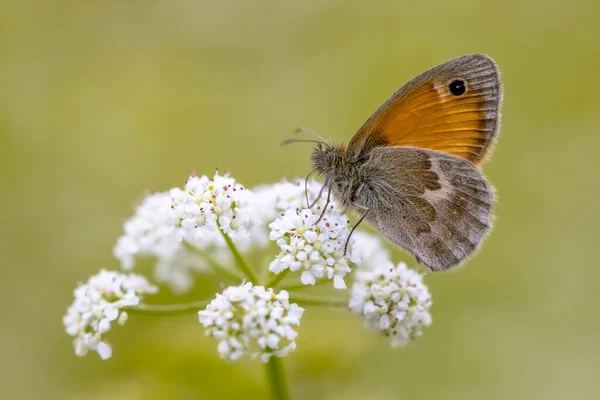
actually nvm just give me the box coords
[170,172,252,244]
[349,262,432,347]
[268,208,359,289]
[63,270,158,359]
[113,172,249,293]
[198,283,304,362]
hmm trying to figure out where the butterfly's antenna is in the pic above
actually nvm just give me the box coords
[281,138,326,146]
[295,125,328,142]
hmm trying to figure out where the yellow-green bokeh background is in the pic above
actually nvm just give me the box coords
[2,1,599,399]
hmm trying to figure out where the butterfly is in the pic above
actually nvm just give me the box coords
[307,54,502,271]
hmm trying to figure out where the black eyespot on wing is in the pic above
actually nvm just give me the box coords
[449,79,466,96]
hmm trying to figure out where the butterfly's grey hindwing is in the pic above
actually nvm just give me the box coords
[362,147,494,270]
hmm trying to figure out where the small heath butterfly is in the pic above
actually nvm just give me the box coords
[297,54,502,270]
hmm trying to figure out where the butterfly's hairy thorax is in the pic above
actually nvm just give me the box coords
[311,144,395,211]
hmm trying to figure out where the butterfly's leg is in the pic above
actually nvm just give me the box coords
[304,169,316,208]
[315,186,332,224]
[306,174,327,209]
[308,184,326,209]
[344,204,370,255]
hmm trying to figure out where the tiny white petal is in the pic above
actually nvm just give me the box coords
[300,271,316,286]
[333,275,347,289]
[104,307,119,321]
[379,314,391,329]
[98,318,111,333]
[96,342,113,360]
[217,340,230,355]
[117,311,128,325]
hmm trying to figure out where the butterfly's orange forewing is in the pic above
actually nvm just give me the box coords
[347,54,502,165]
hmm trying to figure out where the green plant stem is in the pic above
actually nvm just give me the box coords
[125,300,210,316]
[183,240,242,282]
[220,228,259,283]
[288,296,349,309]
[279,278,330,292]
[265,269,290,289]
[265,357,290,400]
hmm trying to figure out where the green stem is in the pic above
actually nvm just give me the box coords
[220,228,259,283]
[279,278,330,292]
[183,240,242,282]
[265,269,290,289]
[265,357,290,400]
[288,297,349,309]
[125,300,210,316]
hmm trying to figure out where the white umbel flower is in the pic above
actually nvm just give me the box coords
[268,208,359,289]
[349,262,432,347]
[63,270,158,359]
[198,283,304,362]
[113,172,247,293]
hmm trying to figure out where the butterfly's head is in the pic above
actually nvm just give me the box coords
[311,142,346,176]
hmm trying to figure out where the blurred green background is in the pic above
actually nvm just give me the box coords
[2,0,599,399]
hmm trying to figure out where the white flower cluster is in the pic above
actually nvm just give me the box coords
[64,171,435,363]
[198,283,304,362]
[113,172,252,292]
[113,177,343,293]
[269,208,359,289]
[170,173,251,244]
[349,261,432,347]
[62,270,158,359]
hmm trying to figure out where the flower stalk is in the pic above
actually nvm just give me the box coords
[265,356,290,400]
[220,227,259,283]
[183,240,242,282]
[265,268,290,289]
[126,300,211,316]
[288,297,348,309]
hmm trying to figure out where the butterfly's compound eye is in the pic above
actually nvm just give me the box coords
[448,79,466,96]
